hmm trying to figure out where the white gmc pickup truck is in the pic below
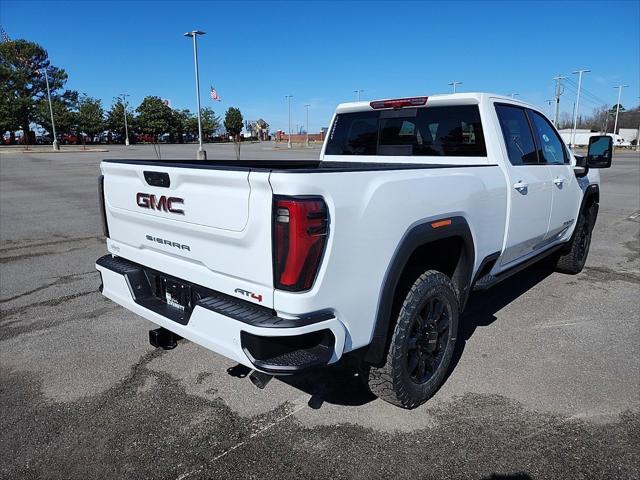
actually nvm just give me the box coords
[96,93,613,408]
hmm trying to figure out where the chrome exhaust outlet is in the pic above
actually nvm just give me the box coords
[249,370,273,389]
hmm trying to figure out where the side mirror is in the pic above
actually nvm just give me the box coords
[586,135,613,168]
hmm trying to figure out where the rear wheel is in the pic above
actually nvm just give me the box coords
[555,207,594,274]
[367,270,459,409]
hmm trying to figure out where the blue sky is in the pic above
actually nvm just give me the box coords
[2,0,639,132]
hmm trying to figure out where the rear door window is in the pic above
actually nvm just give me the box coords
[324,105,486,156]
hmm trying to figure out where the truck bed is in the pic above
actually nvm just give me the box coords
[103,158,495,172]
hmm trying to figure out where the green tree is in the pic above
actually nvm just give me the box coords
[224,107,243,159]
[201,107,221,140]
[33,90,78,137]
[171,108,192,143]
[136,96,173,141]
[106,98,136,143]
[0,39,68,143]
[184,112,199,137]
[181,108,220,141]
[76,95,104,143]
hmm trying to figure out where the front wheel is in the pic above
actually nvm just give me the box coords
[367,270,459,409]
[555,207,595,274]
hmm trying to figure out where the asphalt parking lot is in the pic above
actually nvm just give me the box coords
[1,143,638,480]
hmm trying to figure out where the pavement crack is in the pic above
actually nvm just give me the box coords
[0,235,103,253]
[0,245,88,264]
[0,271,96,304]
[0,289,98,319]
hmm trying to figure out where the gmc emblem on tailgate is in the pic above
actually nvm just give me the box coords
[136,193,184,215]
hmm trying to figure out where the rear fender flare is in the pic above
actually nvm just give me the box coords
[363,216,475,365]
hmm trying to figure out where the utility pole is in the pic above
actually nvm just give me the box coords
[612,84,628,138]
[545,99,554,119]
[570,69,590,149]
[304,104,310,147]
[354,89,364,101]
[552,74,566,126]
[285,95,293,149]
[184,30,206,160]
[448,81,462,93]
[121,93,130,146]
[43,69,60,151]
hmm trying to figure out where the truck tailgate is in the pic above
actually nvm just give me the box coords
[101,161,274,307]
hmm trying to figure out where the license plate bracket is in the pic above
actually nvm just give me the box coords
[156,276,192,313]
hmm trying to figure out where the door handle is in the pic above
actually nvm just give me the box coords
[553,177,565,186]
[513,181,528,192]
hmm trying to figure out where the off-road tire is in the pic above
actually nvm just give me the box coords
[367,270,459,409]
[555,207,595,274]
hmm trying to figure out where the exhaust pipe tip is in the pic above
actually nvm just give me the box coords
[249,370,273,389]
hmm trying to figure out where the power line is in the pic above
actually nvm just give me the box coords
[564,77,609,105]
[562,82,605,108]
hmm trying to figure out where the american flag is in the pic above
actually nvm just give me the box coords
[210,86,221,102]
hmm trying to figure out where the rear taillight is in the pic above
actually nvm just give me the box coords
[370,96,428,109]
[98,175,109,238]
[273,196,328,291]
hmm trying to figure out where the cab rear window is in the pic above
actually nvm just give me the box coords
[325,105,486,156]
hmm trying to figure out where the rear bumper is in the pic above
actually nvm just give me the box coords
[96,255,346,374]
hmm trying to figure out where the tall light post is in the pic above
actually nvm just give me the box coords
[570,69,590,149]
[43,69,59,151]
[612,84,628,139]
[184,30,207,160]
[304,104,310,147]
[354,89,364,101]
[120,93,130,146]
[448,81,462,93]
[285,95,293,149]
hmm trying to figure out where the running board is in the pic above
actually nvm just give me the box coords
[473,244,563,291]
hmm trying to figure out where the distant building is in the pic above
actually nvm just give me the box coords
[557,129,630,147]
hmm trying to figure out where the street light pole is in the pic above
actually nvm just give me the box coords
[43,69,59,151]
[612,84,628,139]
[570,69,590,149]
[121,93,130,146]
[448,81,462,93]
[354,89,364,101]
[184,30,207,160]
[285,95,293,149]
[304,104,310,147]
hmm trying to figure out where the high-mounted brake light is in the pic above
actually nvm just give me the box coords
[370,96,428,110]
[273,196,328,291]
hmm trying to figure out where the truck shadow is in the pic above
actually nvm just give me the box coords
[237,260,556,409]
